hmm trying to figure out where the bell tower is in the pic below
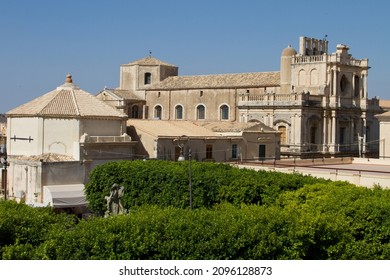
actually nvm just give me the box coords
[119,55,178,97]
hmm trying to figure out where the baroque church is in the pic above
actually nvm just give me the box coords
[97,36,382,159]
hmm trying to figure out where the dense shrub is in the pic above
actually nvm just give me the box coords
[4,161,390,260]
[85,160,327,213]
[277,183,390,259]
[29,196,390,260]
[30,204,348,260]
[0,200,74,259]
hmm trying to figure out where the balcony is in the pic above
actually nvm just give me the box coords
[80,133,133,144]
[238,92,323,108]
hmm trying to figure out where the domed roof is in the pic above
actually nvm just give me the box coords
[7,74,128,119]
[281,45,297,56]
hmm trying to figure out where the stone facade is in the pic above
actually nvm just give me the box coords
[99,36,382,158]
[127,120,280,162]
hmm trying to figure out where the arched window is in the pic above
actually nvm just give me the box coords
[131,105,139,119]
[175,105,183,120]
[196,105,205,120]
[144,72,152,85]
[154,105,162,119]
[220,105,229,120]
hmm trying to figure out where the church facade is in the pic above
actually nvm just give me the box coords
[97,36,382,158]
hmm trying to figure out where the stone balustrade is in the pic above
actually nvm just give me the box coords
[80,133,132,144]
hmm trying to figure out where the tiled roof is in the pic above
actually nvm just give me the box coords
[376,110,390,120]
[127,120,275,138]
[7,79,128,119]
[196,121,276,133]
[150,72,280,90]
[100,88,143,100]
[124,56,177,67]
[127,120,218,138]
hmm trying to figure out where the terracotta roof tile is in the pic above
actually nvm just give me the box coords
[7,80,128,119]
[124,56,177,67]
[196,121,275,133]
[127,120,274,138]
[100,88,143,100]
[151,72,280,90]
[127,120,217,138]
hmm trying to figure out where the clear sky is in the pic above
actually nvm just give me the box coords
[1,0,389,113]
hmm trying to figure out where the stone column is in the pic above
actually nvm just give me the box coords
[332,69,338,96]
[322,112,328,152]
[329,111,337,153]
[350,117,354,147]
[291,114,296,145]
[362,115,367,155]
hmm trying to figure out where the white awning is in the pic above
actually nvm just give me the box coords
[43,184,87,208]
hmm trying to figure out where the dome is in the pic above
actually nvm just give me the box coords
[281,45,297,56]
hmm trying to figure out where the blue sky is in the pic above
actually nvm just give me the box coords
[1,0,389,113]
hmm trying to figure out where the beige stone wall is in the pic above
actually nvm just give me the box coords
[81,119,124,136]
[131,131,280,162]
[120,64,178,92]
[379,120,390,158]
[290,58,328,95]
[145,88,240,121]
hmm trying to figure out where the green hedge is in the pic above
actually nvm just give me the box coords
[3,182,390,260]
[4,161,390,260]
[85,160,326,213]
[0,200,74,259]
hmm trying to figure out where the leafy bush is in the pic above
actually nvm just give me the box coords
[276,182,390,259]
[85,160,327,213]
[31,204,344,260]
[5,161,390,260]
[0,200,74,259]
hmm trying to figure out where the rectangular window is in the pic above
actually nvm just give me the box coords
[340,127,346,144]
[206,145,213,159]
[232,144,238,159]
[310,127,317,144]
[258,144,266,160]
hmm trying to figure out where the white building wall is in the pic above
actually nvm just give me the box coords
[7,117,42,156]
[43,118,79,157]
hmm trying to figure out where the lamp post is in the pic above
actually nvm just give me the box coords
[188,145,192,210]
[1,146,8,201]
[174,136,192,210]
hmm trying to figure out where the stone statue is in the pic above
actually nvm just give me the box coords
[105,183,127,217]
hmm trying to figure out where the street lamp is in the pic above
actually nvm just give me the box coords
[1,146,8,201]
[177,143,185,162]
[174,136,193,209]
[188,145,192,210]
